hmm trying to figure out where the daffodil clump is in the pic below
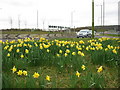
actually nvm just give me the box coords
[2,37,120,73]
[11,66,27,76]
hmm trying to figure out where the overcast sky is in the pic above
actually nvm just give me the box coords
[0,0,119,29]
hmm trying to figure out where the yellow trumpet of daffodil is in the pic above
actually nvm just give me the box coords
[33,72,40,78]
[46,75,50,81]
[7,53,10,57]
[64,53,68,57]
[77,48,82,50]
[97,66,103,73]
[66,49,70,53]
[105,48,108,51]
[25,49,29,54]
[17,70,23,75]
[112,49,117,54]
[23,70,27,76]
[81,65,85,70]
[79,40,84,44]
[76,71,81,77]
[81,53,85,56]
[43,44,50,48]
[4,45,9,50]
[11,66,17,73]
[72,52,76,55]
[8,48,12,52]
[56,54,60,57]
[20,54,24,58]
[59,50,62,54]
[16,49,20,53]
[70,44,74,47]
[86,47,89,51]
[40,46,43,49]
[47,49,50,53]
[66,45,69,48]
[78,51,82,55]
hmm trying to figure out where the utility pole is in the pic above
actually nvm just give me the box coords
[103,0,105,35]
[92,0,94,38]
[43,20,44,31]
[71,11,75,32]
[103,0,105,26]
[10,17,13,29]
[118,1,120,32]
[18,15,20,30]
[37,10,38,30]
[101,5,102,26]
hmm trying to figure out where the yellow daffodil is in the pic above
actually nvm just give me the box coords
[29,45,32,48]
[20,54,24,58]
[11,66,17,73]
[79,40,84,44]
[56,54,60,57]
[23,43,27,47]
[7,53,10,57]
[70,44,74,47]
[81,65,85,70]
[43,44,50,48]
[14,45,16,47]
[33,72,40,78]
[105,48,108,51]
[97,66,103,73]
[112,49,117,54]
[76,71,81,77]
[66,46,69,48]
[25,49,29,54]
[4,45,9,50]
[17,70,23,75]
[8,48,12,52]
[46,75,50,81]
[78,51,82,55]
[59,50,62,54]
[81,53,85,56]
[72,52,76,55]
[23,70,27,76]
[40,46,43,49]
[86,47,89,51]
[62,44,65,47]
[64,53,68,57]
[66,49,70,53]
[16,49,20,53]
[78,48,82,50]
[47,49,50,53]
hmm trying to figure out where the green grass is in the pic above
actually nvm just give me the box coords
[2,64,118,88]
[99,34,120,37]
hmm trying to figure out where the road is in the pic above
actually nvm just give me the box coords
[0,33,119,42]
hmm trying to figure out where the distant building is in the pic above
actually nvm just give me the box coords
[48,25,70,31]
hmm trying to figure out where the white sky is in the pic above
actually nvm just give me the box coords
[0,0,119,29]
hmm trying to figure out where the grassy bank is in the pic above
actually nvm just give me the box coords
[99,34,120,37]
[2,37,120,88]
